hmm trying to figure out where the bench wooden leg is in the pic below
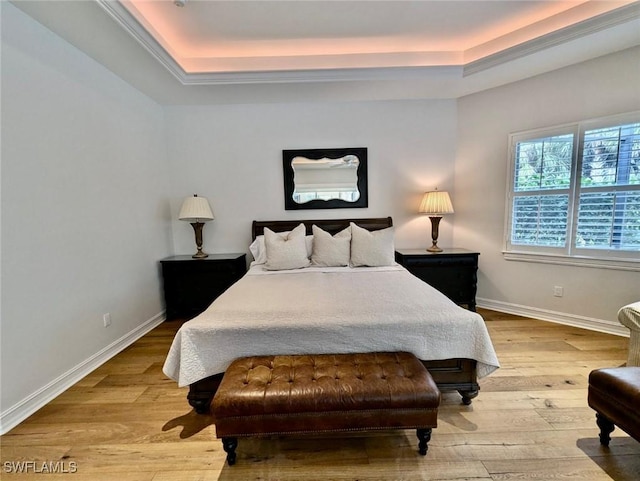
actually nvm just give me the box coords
[222,437,238,465]
[596,413,615,447]
[416,428,432,455]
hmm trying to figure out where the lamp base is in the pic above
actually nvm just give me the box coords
[190,222,209,259]
[427,216,443,253]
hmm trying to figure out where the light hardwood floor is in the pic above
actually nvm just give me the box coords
[2,309,639,480]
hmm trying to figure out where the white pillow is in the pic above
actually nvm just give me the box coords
[311,225,351,267]
[350,222,395,267]
[249,236,268,265]
[264,223,311,270]
[250,232,313,265]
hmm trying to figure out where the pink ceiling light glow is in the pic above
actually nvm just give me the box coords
[121,0,636,73]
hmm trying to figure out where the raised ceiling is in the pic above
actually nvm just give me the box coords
[10,0,640,104]
[118,0,634,74]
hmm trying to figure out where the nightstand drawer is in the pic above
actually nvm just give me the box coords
[401,255,477,268]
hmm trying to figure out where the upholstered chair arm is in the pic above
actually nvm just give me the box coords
[618,302,640,367]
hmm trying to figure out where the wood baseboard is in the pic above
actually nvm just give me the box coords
[477,298,629,337]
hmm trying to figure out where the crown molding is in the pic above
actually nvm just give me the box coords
[96,0,187,82]
[464,2,640,76]
[180,65,462,86]
[96,0,640,86]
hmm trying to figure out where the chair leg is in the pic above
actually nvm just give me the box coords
[596,413,615,447]
[416,428,432,455]
[222,437,238,465]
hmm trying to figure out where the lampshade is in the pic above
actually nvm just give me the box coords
[419,190,454,215]
[179,194,214,222]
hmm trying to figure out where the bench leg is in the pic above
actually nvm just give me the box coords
[416,428,432,455]
[222,437,238,465]
[596,413,615,447]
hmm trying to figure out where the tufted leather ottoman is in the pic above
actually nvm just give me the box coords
[212,352,440,465]
[588,367,640,446]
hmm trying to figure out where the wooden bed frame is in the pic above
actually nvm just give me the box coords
[187,217,479,413]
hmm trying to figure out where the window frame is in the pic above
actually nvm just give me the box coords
[503,112,640,271]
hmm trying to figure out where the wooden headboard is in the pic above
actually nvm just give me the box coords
[252,217,392,240]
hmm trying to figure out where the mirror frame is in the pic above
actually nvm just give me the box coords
[282,147,368,210]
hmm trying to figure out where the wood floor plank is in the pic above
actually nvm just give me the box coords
[478,374,588,392]
[535,407,600,430]
[90,359,157,376]
[71,372,108,388]
[564,338,629,351]
[437,408,553,434]
[487,360,626,377]
[491,340,581,352]
[1,420,214,446]
[92,372,175,388]
[21,402,193,424]
[134,385,191,404]
[442,388,588,410]
[433,429,640,461]
[487,326,619,341]
[493,349,628,362]
[58,441,225,474]
[48,386,148,405]
[0,471,155,481]
[1,308,637,480]
[586,453,640,481]
[483,457,615,480]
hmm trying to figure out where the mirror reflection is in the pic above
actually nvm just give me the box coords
[283,147,367,210]
[292,154,360,204]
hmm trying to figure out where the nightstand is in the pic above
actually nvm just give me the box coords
[160,253,246,320]
[395,249,479,311]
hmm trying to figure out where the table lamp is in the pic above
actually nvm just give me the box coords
[179,194,214,258]
[419,189,454,252]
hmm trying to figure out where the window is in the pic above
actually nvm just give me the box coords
[505,112,640,269]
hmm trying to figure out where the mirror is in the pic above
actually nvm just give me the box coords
[283,148,368,210]
[292,155,359,202]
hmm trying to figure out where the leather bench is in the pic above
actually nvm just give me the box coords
[211,352,441,465]
[588,367,640,446]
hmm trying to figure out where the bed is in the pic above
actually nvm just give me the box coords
[162,217,500,412]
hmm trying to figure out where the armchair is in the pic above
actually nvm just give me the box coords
[618,301,640,366]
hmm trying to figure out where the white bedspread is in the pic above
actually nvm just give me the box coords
[163,265,500,387]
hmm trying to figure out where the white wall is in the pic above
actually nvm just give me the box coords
[164,100,458,257]
[455,46,640,330]
[1,3,173,430]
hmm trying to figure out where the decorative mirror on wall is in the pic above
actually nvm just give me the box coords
[283,147,368,210]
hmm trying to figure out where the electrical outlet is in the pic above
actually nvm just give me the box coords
[553,286,564,297]
[103,313,112,327]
